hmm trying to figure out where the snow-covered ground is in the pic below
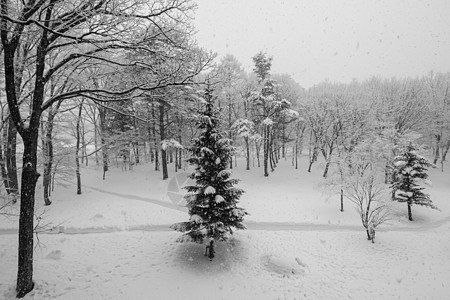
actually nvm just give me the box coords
[1,156,450,299]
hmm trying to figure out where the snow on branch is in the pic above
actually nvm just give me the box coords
[161,139,183,150]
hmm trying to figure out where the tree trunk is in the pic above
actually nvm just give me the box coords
[269,137,275,172]
[99,106,108,180]
[93,109,99,165]
[323,160,331,178]
[263,125,269,177]
[384,162,394,184]
[152,102,159,171]
[16,130,40,298]
[175,149,178,172]
[6,118,19,197]
[159,102,168,180]
[0,141,9,193]
[177,112,183,170]
[0,121,10,193]
[307,145,318,173]
[440,138,450,172]
[340,189,344,212]
[135,142,140,164]
[307,131,318,173]
[282,122,286,159]
[322,140,335,178]
[42,129,53,205]
[42,101,61,205]
[229,153,233,169]
[256,141,261,168]
[245,137,250,170]
[407,202,413,221]
[147,103,154,163]
[75,101,83,195]
[228,101,233,170]
[433,134,441,164]
[80,118,87,166]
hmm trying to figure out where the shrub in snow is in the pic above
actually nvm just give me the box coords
[171,86,247,243]
[391,143,438,221]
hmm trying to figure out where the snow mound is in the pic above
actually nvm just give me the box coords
[46,250,62,260]
[262,254,308,277]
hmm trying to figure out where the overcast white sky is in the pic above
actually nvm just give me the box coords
[193,0,450,88]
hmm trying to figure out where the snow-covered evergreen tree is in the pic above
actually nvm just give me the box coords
[391,143,438,221]
[171,87,247,243]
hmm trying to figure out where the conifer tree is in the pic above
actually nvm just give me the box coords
[391,143,438,221]
[171,87,247,243]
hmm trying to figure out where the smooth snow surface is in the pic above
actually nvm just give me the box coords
[1,156,450,299]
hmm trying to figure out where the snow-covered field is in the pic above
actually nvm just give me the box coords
[1,156,450,299]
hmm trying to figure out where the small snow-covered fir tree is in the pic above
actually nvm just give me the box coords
[171,87,247,243]
[391,143,438,221]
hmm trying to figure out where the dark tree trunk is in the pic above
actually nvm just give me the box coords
[135,142,140,164]
[93,109,99,165]
[282,122,286,159]
[228,101,233,170]
[42,134,53,204]
[245,137,250,170]
[175,149,178,172]
[0,140,9,193]
[307,145,318,173]
[307,131,318,173]
[75,101,83,195]
[42,127,54,205]
[322,141,335,178]
[6,118,19,196]
[133,116,140,164]
[323,160,331,178]
[433,134,441,165]
[16,131,40,298]
[159,102,168,180]
[407,202,413,221]
[340,189,344,212]
[269,137,275,172]
[152,102,159,171]
[147,103,154,163]
[271,139,278,168]
[256,141,261,168]
[99,106,108,180]
[0,120,10,193]
[82,119,88,167]
[263,125,269,177]
[42,101,61,206]
[176,112,183,170]
[440,138,450,172]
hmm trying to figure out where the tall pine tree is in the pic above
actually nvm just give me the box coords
[391,143,438,221]
[171,87,247,243]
